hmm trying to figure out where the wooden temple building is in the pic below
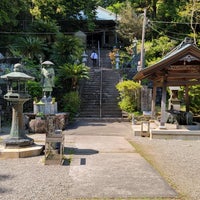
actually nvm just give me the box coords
[134,37,200,128]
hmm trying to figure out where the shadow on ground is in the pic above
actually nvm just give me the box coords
[64,147,99,155]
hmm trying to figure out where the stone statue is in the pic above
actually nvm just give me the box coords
[41,61,55,97]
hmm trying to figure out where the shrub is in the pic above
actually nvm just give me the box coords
[27,80,43,99]
[62,91,81,120]
[116,80,141,113]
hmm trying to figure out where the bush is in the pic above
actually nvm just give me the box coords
[62,91,81,120]
[116,80,141,113]
[27,80,43,99]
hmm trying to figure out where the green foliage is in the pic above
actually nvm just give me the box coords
[9,36,46,60]
[117,1,143,41]
[62,91,81,120]
[56,63,89,91]
[30,0,97,27]
[145,36,177,66]
[51,33,84,65]
[188,85,200,115]
[21,58,41,81]
[30,20,60,33]
[29,20,60,45]
[179,85,200,115]
[27,80,43,99]
[0,0,28,27]
[178,0,200,44]
[118,96,136,113]
[116,80,141,113]
[107,2,124,15]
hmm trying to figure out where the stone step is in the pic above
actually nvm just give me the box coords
[79,56,122,118]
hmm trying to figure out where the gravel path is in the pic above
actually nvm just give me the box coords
[0,156,72,200]
[131,136,200,200]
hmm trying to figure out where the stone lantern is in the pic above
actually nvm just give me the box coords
[168,86,181,110]
[1,63,35,147]
[81,51,88,65]
[115,51,120,69]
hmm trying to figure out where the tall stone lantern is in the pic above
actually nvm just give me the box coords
[1,63,34,147]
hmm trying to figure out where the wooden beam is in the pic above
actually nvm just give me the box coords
[153,80,200,87]
[169,65,200,70]
[167,72,200,78]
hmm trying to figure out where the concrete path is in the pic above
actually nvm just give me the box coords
[63,119,177,199]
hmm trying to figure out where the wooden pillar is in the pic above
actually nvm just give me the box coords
[185,85,189,112]
[160,82,167,128]
[103,31,106,46]
[151,85,157,119]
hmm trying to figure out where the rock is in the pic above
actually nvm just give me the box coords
[29,119,47,133]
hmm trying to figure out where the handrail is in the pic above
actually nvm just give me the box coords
[98,43,102,118]
[100,65,103,118]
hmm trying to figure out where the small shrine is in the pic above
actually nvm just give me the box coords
[134,38,200,124]
[133,38,200,138]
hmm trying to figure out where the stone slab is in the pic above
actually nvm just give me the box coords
[64,134,177,199]
[67,135,135,153]
[0,145,43,159]
[68,153,177,199]
[150,129,200,140]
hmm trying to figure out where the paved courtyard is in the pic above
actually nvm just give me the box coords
[0,120,178,200]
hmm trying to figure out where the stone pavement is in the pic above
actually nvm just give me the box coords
[62,119,177,199]
[0,119,177,199]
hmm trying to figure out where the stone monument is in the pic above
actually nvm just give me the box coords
[29,61,68,133]
[41,61,55,98]
[34,61,57,115]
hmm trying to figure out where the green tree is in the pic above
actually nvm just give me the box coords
[107,2,124,17]
[0,0,28,28]
[98,0,124,8]
[30,0,97,30]
[117,1,143,41]
[178,0,200,44]
[145,36,177,66]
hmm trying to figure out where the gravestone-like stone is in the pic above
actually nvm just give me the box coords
[141,86,152,112]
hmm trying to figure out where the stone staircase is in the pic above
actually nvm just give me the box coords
[79,68,101,117]
[79,49,122,118]
[101,69,121,117]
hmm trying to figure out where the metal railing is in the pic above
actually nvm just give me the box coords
[98,42,103,118]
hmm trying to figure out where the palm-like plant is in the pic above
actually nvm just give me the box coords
[51,33,84,66]
[57,63,89,91]
[9,36,46,60]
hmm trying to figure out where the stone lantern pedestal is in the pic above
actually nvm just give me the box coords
[0,63,43,158]
[4,100,34,147]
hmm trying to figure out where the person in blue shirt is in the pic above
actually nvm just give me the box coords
[90,50,98,67]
